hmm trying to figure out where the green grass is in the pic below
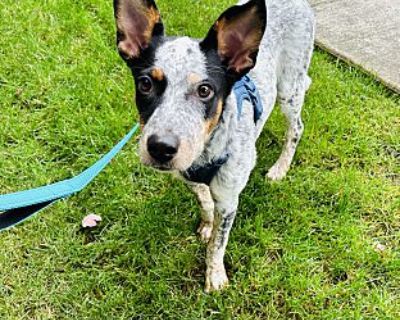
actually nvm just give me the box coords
[0,0,399,319]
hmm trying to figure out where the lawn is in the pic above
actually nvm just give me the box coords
[0,0,399,319]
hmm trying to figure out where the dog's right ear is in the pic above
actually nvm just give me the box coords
[113,0,164,60]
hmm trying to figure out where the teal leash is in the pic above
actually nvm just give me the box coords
[0,123,139,232]
[0,75,262,232]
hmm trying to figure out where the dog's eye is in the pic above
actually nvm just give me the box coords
[137,76,153,94]
[197,84,214,100]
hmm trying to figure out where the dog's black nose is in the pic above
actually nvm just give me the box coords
[147,134,180,163]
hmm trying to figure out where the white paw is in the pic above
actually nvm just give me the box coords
[197,221,213,243]
[266,164,288,181]
[205,266,229,293]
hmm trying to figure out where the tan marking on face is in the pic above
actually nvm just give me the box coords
[171,139,196,171]
[187,73,203,85]
[151,67,164,81]
[205,99,223,134]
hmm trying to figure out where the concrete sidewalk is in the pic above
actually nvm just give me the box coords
[309,0,400,94]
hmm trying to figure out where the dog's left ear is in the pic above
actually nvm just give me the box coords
[200,0,267,76]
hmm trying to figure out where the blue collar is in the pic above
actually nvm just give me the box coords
[233,75,263,123]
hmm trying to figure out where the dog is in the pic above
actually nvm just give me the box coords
[113,0,315,292]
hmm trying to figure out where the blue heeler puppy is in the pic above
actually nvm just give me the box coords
[113,0,315,292]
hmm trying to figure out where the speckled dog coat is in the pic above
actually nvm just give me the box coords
[113,0,315,292]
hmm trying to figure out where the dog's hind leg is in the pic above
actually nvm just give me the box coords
[191,183,214,242]
[266,75,307,181]
[266,6,314,181]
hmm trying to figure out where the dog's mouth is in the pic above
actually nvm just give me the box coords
[140,154,192,173]
[143,158,194,173]
[151,162,174,172]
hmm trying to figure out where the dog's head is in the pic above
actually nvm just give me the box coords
[114,0,266,171]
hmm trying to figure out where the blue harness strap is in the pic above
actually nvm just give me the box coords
[233,75,263,123]
[0,123,139,232]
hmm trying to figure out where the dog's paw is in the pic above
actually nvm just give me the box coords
[197,221,213,243]
[266,164,287,181]
[204,267,229,293]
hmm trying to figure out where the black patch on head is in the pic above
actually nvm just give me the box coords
[199,47,234,122]
[124,35,166,124]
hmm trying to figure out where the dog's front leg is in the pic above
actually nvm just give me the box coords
[190,183,214,242]
[204,193,238,292]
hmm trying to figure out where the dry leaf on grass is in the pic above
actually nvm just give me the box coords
[82,214,102,228]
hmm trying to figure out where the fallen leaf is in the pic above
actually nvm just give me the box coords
[373,242,386,253]
[82,214,102,228]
